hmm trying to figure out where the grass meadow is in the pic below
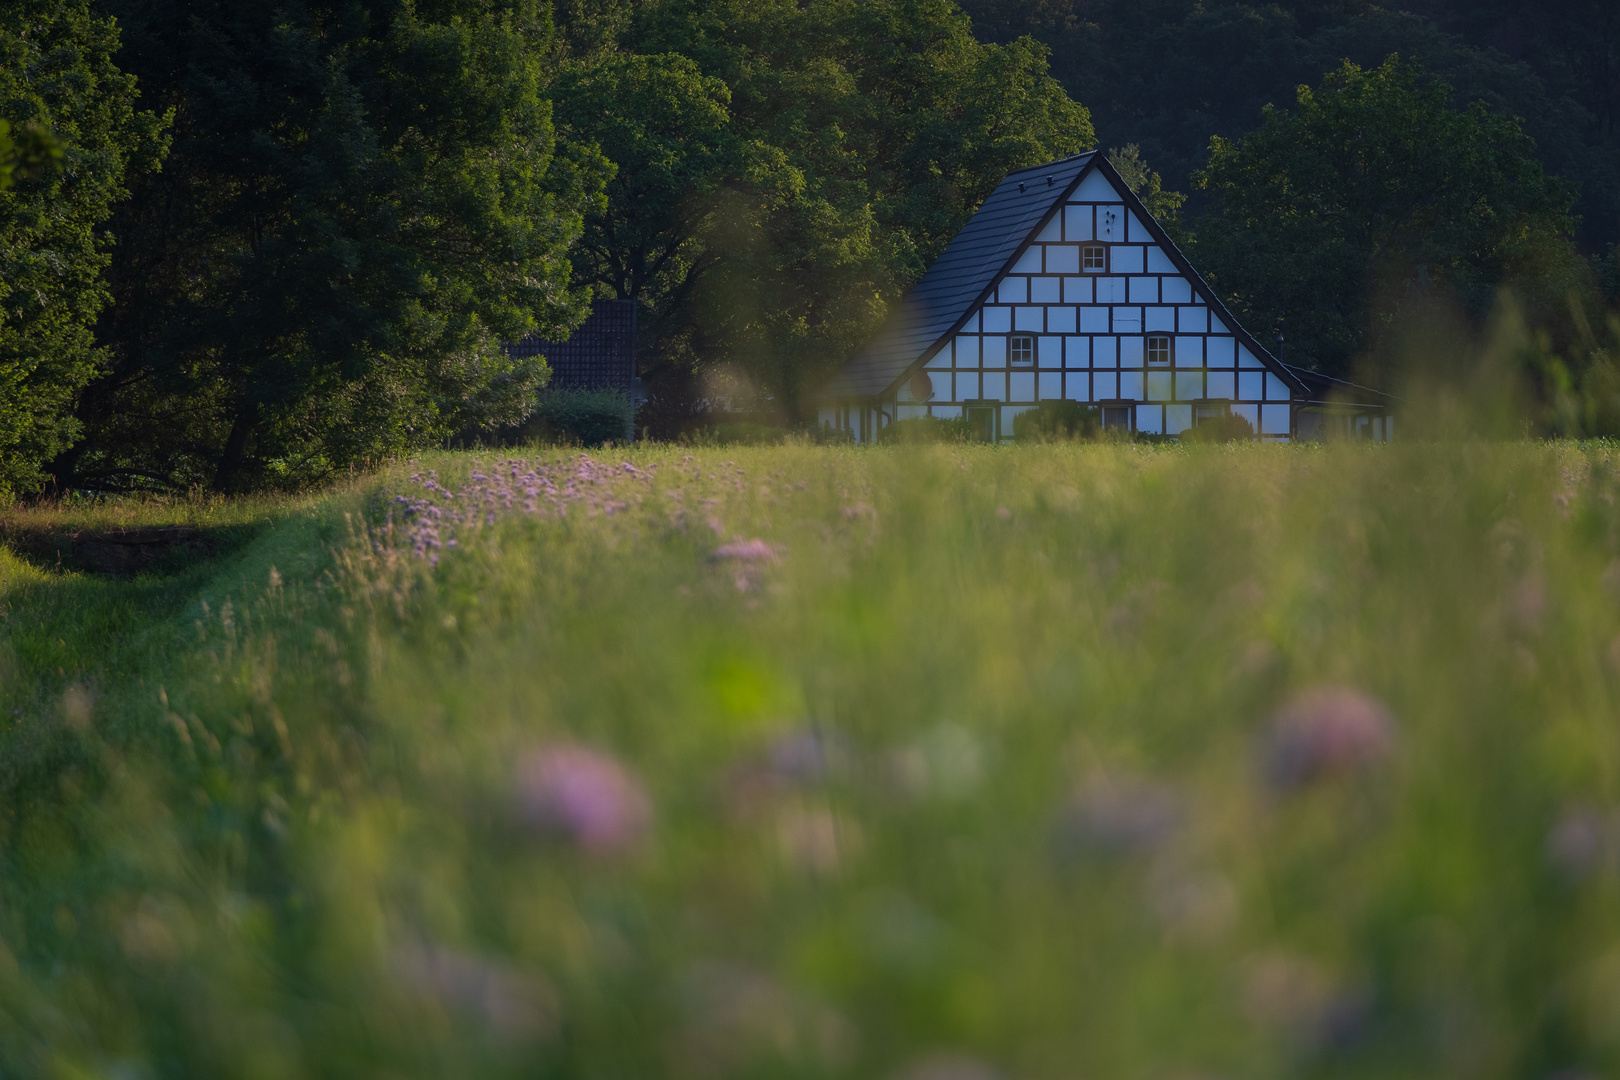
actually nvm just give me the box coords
[3,442,1620,1078]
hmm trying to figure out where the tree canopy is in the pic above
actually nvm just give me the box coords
[0,0,167,498]
[1190,56,1576,377]
[65,0,607,492]
[554,0,1094,417]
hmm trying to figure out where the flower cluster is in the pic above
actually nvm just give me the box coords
[390,456,658,563]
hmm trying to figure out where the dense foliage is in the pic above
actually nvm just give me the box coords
[61,0,607,493]
[0,0,166,498]
[552,0,1094,415]
[1191,57,1578,378]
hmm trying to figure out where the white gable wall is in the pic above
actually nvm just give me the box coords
[900,172,1297,441]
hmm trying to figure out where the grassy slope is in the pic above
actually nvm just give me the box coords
[3,444,1620,1079]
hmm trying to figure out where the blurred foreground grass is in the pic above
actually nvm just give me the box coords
[3,443,1620,1078]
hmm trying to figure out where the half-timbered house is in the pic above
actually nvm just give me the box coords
[817,152,1392,442]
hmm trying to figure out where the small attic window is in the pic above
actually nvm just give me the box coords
[1010,335,1035,365]
[1146,335,1172,366]
[1082,246,1105,272]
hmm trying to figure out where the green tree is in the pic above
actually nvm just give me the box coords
[0,0,166,498]
[1190,56,1576,377]
[558,0,1093,417]
[1107,143,1185,226]
[70,0,606,492]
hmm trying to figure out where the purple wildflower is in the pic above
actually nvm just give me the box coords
[516,743,652,855]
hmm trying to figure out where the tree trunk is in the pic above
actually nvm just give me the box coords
[213,406,257,492]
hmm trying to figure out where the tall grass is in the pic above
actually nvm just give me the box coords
[2,442,1620,1079]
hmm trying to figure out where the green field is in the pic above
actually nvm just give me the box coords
[3,442,1620,1078]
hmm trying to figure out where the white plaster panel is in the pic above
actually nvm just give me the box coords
[983,372,1007,401]
[999,277,1028,303]
[1137,404,1164,434]
[1206,371,1235,399]
[1092,337,1116,367]
[1265,373,1289,401]
[982,307,1012,333]
[1210,315,1230,334]
[1096,277,1126,302]
[1038,372,1062,400]
[954,335,979,367]
[1128,276,1158,303]
[1206,336,1234,367]
[1045,245,1079,275]
[1146,306,1175,331]
[1161,277,1193,303]
[1079,307,1110,333]
[1178,307,1207,332]
[1231,402,1258,430]
[1012,247,1043,274]
[1036,215,1062,242]
[1094,371,1117,398]
[983,336,1006,365]
[1004,405,1032,433]
[1238,371,1264,400]
[1064,336,1088,367]
[1097,205,1125,241]
[1126,211,1151,243]
[818,407,835,426]
[1238,344,1262,368]
[1010,372,1035,402]
[1030,276,1061,303]
[1039,335,1063,366]
[1119,370,1143,399]
[932,404,962,419]
[1175,336,1203,365]
[1063,276,1091,303]
[1115,309,1142,334]
[956,372,979,400]
[1146,371,1173,401]
[1063,204,1092,241]
[926,349,950,369]
[962,312,980,332]
[897,404,927,420]
[1175,371,1203,401]
[1112,246,1146,274]
[1015,307,1043,332]
[1166,404,1193,434]
[1046,306,1077,334]
[1261,404,1290,435]
[1146,246,1176,273]
[1120,335,1144,366]
[1073,172,1117,201]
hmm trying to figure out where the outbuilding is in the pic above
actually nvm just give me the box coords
[817,151,1391,442]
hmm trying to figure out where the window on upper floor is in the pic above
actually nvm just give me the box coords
[1010,334,1035,365]
[1082,245,1106,272]
[1146,335,1172,366]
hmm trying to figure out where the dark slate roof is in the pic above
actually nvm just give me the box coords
[822,152,1099,398]
[822,151,1312,402]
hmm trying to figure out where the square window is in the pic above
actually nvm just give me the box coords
[1102,405,1132,430]
[1146,335,1173,366]
[1010,334,1036,365]
[1082,245,1106,272]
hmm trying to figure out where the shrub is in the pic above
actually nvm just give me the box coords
[878,416,976,444]
[1181,413,1256,443]
[529,388,635,446]
[1014,401,1101,442]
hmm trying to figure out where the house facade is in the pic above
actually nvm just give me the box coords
[818,152,1391,442]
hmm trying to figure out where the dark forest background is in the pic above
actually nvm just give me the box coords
[2,0,1619,494]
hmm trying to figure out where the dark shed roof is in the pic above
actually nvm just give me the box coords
[823,152,1098,398]
[822,151,1311,402]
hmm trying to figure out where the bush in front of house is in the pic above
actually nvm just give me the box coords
[1014,400,1101,442]
[1180,413,1255,443]
[878,416,976,444]
[529,388,635,446]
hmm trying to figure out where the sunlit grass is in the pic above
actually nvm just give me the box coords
[2,442,1620,1079]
